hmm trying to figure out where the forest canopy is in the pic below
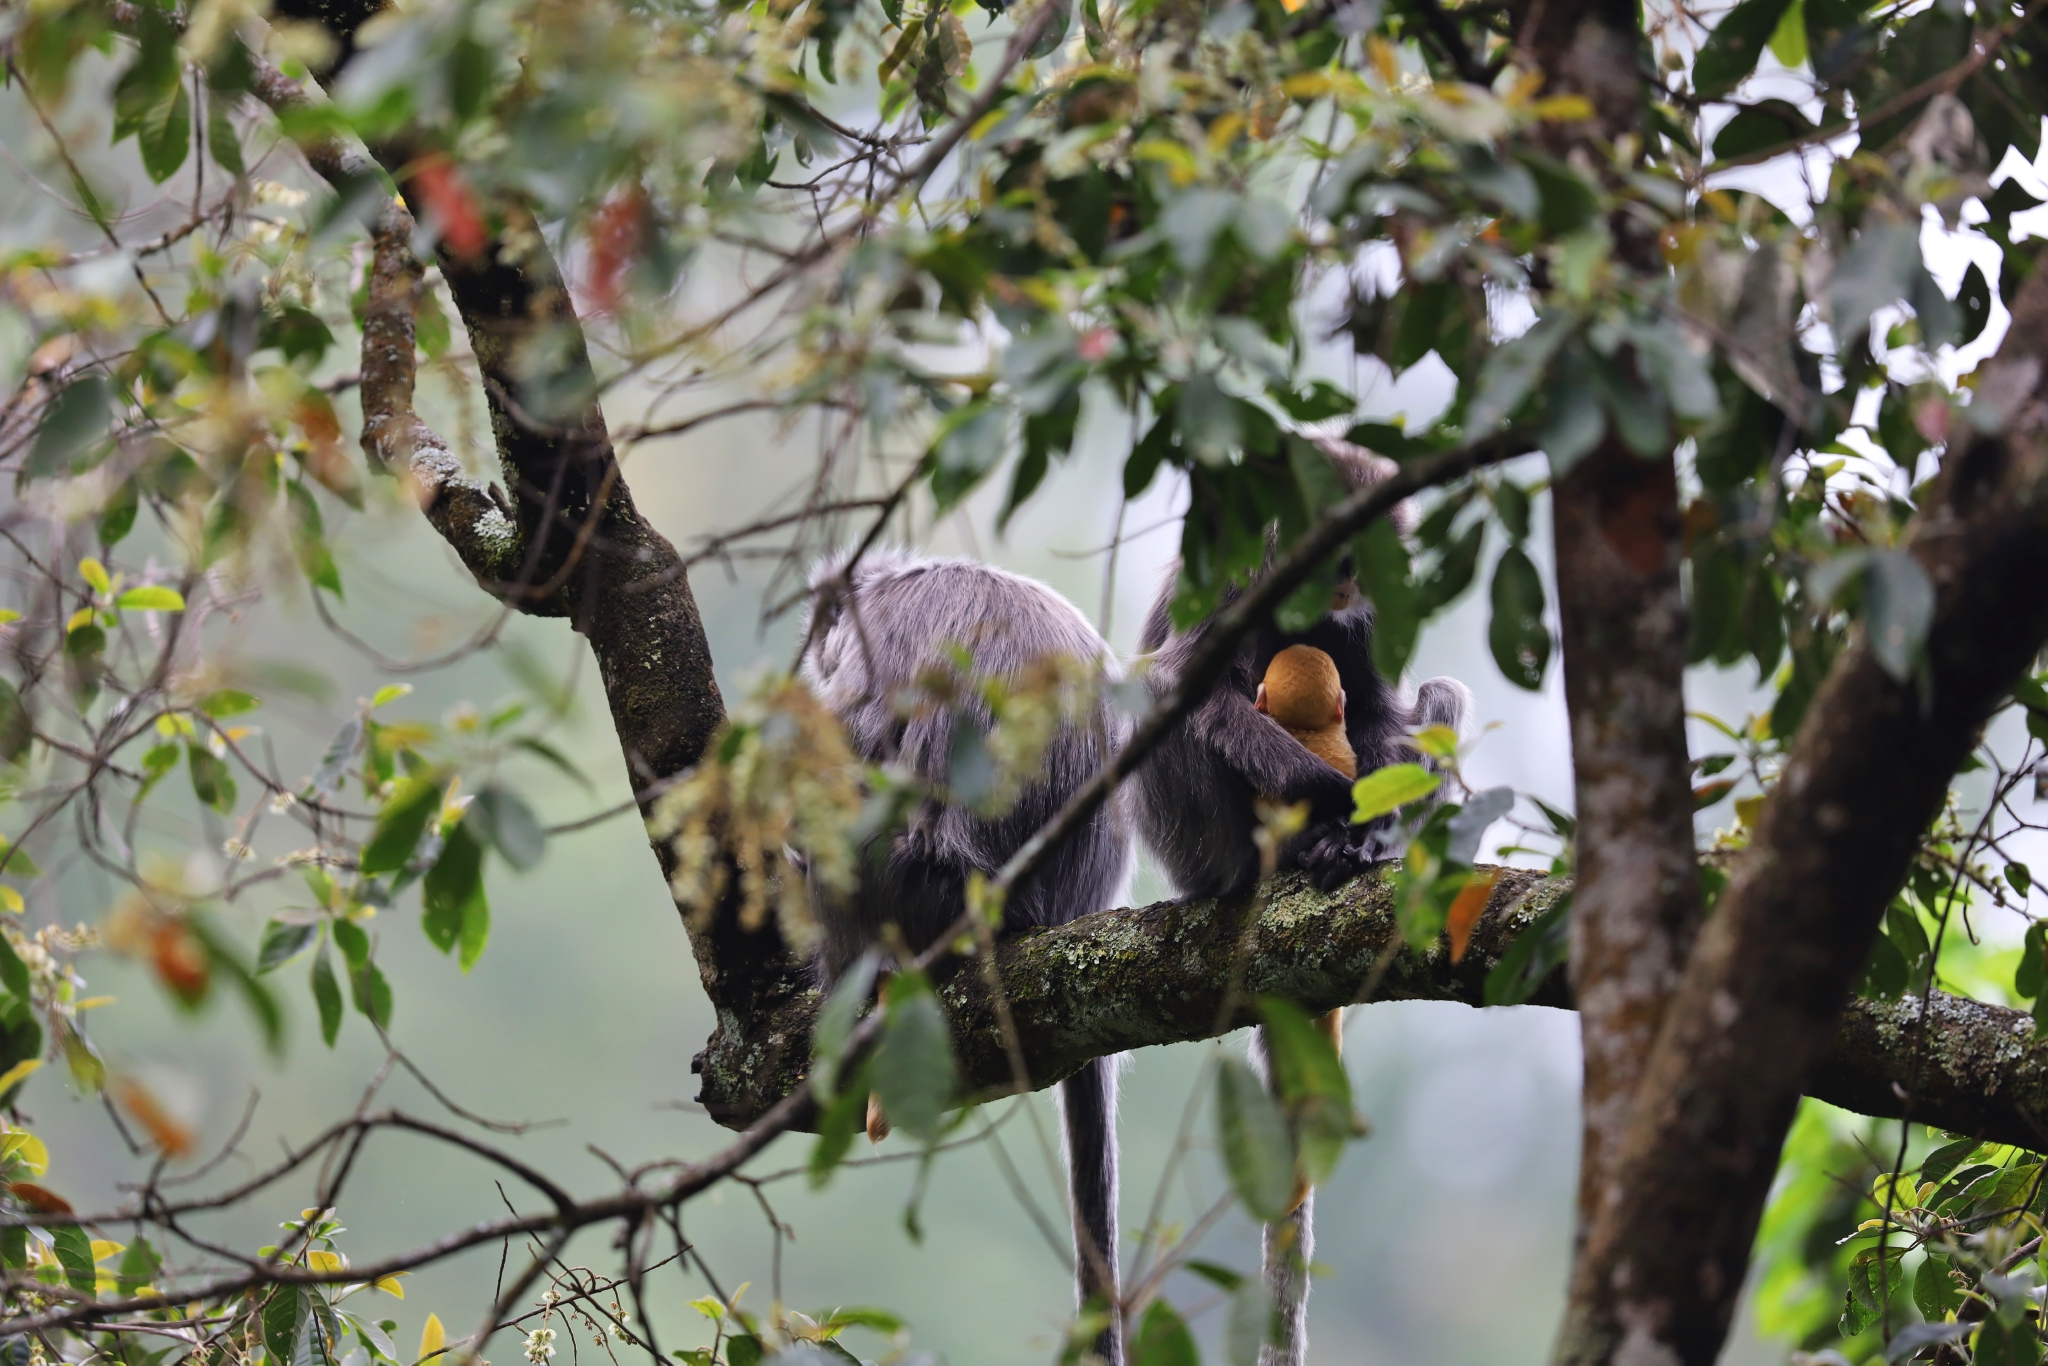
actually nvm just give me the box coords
[4,0,2048,1363]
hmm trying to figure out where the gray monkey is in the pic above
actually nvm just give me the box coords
[800,548,1132,1364]
[1129,440,1471,1366]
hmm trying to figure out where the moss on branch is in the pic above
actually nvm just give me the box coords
[693,863,2048,1152]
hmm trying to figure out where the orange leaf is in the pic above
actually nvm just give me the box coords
[8,1181,73,1215]
[150,920,210,1004]
[114,1077,195,1158]
[1446,869,1501,965]
[585,187,647,313]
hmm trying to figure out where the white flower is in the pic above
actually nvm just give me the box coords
[524,1328,556,1364]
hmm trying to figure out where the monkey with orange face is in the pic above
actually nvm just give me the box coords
[1255,644,1356,783]
[1254,644,1352,1216]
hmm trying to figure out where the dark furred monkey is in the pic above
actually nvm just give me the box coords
[1130,440,1470,1366]
[799,549,1131,1363]
[1133,440,1472,898]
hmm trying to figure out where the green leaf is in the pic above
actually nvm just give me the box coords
[331,916,370,970]
[1214,1055,1294,1223]
[198,688,260,717]
[1487,546,1551,690]
[0,678,31,767]
[929,402,1010,512]
[468,786,545,871]
[115,1236,161,1298]
[423,822,490,970]
[1694,0,1795,98]
[257,920,318,973]
[350,957,393,1030]
[812,951,880,1102]
[0,935,30,1000]
[872,971,956,1144]
[311,943,343,1047]
[138,80,192,183]
[1257,996,1360,1185]
[207,94,245,178]
[1130,1299,1199,1366]
[52,1222,96,1293]
[1466,314,1572,434]
[98,475,140,547]
[1484,893,1570,1006]
[359,777,441,874]
[2010,861,2033,898]
[1711,99,1815,161]
[187,743,237,814]
[1956,260,1993,345]
[26,375,112,480]
[1351,763,1442,824]
[724,1337,762,1366]
[1766,0,1807,66]
[264,1287,306,1366]
[809,1075,868,1188]
[116,585,186,612]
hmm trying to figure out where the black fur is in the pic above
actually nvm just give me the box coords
[800,549,1130,1363]
[1134,582,1471,898]
[1130,446,1471,1366]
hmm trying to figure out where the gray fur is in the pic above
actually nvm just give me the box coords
[800,548,1131,1364]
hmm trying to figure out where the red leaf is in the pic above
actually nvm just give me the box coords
[410,155,487,261]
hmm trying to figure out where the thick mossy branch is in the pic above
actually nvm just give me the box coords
[692,864,2048,1147]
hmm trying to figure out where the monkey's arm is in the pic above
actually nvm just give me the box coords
[1189,688,1357,817]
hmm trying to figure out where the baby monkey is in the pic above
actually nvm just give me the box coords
[1255,645,1356,782]
[1254,644,1351,1217]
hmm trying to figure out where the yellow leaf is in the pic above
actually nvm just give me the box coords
[1367,35,1399,85]
[306,1249,346,1273]
[1410,725,1460,761]
[78,558,111,596]
[1735,793,1767,828]
[90,1239,124,1263]
[0,1129,50,1176]
[1207,113,1244,156]
[374,1273,407,1298]
[0,1059,39,1094]
[66,607,95,634]
[0,887,23,914]
[0,610,21,625]
[1530,94,1594,122]
[1280,72,1336,100]
[1350,763,1442,823]
[75,996,115,1011]
[420,1312,447,1360]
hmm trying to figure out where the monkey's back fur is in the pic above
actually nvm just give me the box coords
[801,549,1132,973]
[800,549,1130,1361]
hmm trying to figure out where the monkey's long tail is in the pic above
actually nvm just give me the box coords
[1062,1055,1121,1365]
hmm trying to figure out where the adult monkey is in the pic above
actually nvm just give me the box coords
[1132,438,1471,1366]
[800,549,1133,1364]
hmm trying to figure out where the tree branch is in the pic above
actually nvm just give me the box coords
[694,863,2048,1152]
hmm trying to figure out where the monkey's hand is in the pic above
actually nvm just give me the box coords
[1289,816,1382,893]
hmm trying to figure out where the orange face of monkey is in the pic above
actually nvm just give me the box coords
[1255,645,1356,779]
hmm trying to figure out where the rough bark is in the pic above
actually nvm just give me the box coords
[1514,0,1706,1245]
[1554,270,2048,1366]
[234,13,816,1060]
[692,862,2048,1152]
[1552,445,1702,1235]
